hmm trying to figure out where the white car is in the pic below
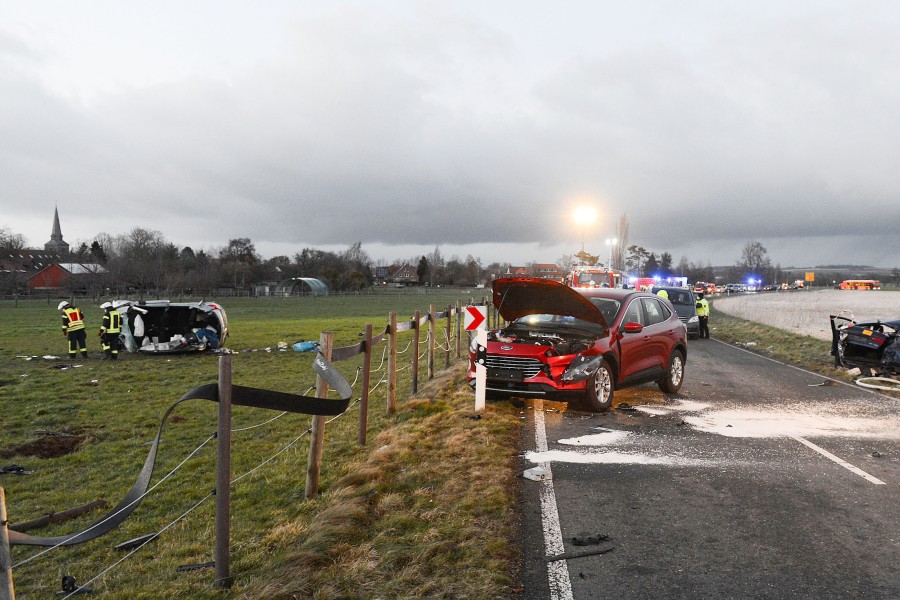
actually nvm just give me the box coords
[112,300,228,354]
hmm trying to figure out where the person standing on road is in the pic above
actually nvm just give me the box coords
[99,302,122,360]
[59,301,88,358]
[696,292,710,339]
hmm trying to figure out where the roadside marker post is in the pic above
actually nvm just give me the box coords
[466,305,489,411]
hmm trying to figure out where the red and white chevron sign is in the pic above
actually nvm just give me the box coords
[464,305,487,330]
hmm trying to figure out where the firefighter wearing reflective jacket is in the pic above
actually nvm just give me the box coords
[99,302,122,360]
[696,293,710,339]
[59,301,88,358]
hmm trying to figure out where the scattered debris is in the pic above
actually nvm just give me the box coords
[545,544,616,562]
[523,466,551,481]
[572,532,610,546]
[463,414,482,420]
[60,575,93,595]
[808,380,837,387]
[11,500,109,532]
[872,451,882,458]
[617,403,636,412]
[0,464,33,475]
[855,377,900,392]
[177,561,215,572]
[115,533,158,551]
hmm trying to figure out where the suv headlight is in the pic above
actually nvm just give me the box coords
[561,355,603,382]
[688,315,699,323]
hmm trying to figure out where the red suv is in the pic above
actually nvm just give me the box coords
[467,277,688,412]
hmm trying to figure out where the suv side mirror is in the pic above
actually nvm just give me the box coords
[623,321,644,334]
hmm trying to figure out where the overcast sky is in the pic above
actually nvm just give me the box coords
[2,1,898,269]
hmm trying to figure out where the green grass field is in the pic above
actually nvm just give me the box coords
[4,291,871,598]
[0,291,522,599]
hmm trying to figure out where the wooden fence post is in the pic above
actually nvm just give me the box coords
[305,332,333,499]
[358,323,372,446]
[445,305,451,368]
[428,304,436,380]
[214,355,233,589]
[411,310,420,394]
[388,313,397,415]
[455,300,462,358]
[0,487,14,600]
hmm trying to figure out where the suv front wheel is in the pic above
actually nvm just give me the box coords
[658,350,685,393]
[584,363,614,412]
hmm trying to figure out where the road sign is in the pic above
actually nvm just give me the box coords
[464,305,487,330]
[805,272,815,282]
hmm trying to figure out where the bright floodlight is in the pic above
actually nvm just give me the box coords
[573,206,597,225]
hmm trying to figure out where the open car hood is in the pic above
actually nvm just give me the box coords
[492,277,607,326]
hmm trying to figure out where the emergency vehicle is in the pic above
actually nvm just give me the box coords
[566,266,624,289]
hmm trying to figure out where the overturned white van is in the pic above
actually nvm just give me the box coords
[112,300,229,354]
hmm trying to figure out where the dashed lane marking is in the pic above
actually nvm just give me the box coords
[790,435,886,485]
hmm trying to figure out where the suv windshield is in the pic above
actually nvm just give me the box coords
[588,297,621,323]
[663,290,693,306]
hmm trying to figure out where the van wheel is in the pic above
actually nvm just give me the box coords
[658,351,685,393]
[584,363,614,412]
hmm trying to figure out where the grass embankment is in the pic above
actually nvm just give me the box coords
[710,301,858,383]
[0,293,523,599]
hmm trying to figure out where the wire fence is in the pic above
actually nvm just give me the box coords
[0,299,495,598]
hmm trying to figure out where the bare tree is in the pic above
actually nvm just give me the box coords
[0,226,27,250]
[736,240,772,276]
[614,213,629,270]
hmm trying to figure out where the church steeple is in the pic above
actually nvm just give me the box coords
[44,206,70,255]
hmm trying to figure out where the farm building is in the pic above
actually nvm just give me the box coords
[27,262,107,293]
[272,277,329,296]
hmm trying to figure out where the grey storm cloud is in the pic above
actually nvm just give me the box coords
[1,1,899,267]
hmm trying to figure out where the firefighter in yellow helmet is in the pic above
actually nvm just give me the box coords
[99,302,122,360]
[58,301,88,359]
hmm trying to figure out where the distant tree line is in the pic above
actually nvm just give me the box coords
[3,220,897,297]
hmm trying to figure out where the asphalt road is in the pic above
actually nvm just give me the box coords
[518,338,900,600]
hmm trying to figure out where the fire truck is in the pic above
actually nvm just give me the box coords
[566,266,624,289]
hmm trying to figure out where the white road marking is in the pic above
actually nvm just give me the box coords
[533,401,574,600]
[790,435,886,485]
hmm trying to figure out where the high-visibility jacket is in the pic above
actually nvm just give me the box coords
[62,307,85,333]
[696,298,710,317]
[101,309,121,334]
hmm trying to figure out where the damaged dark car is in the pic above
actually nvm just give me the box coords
[467,277,688,412]
[112,300,229,354]
[830,313,900,377]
